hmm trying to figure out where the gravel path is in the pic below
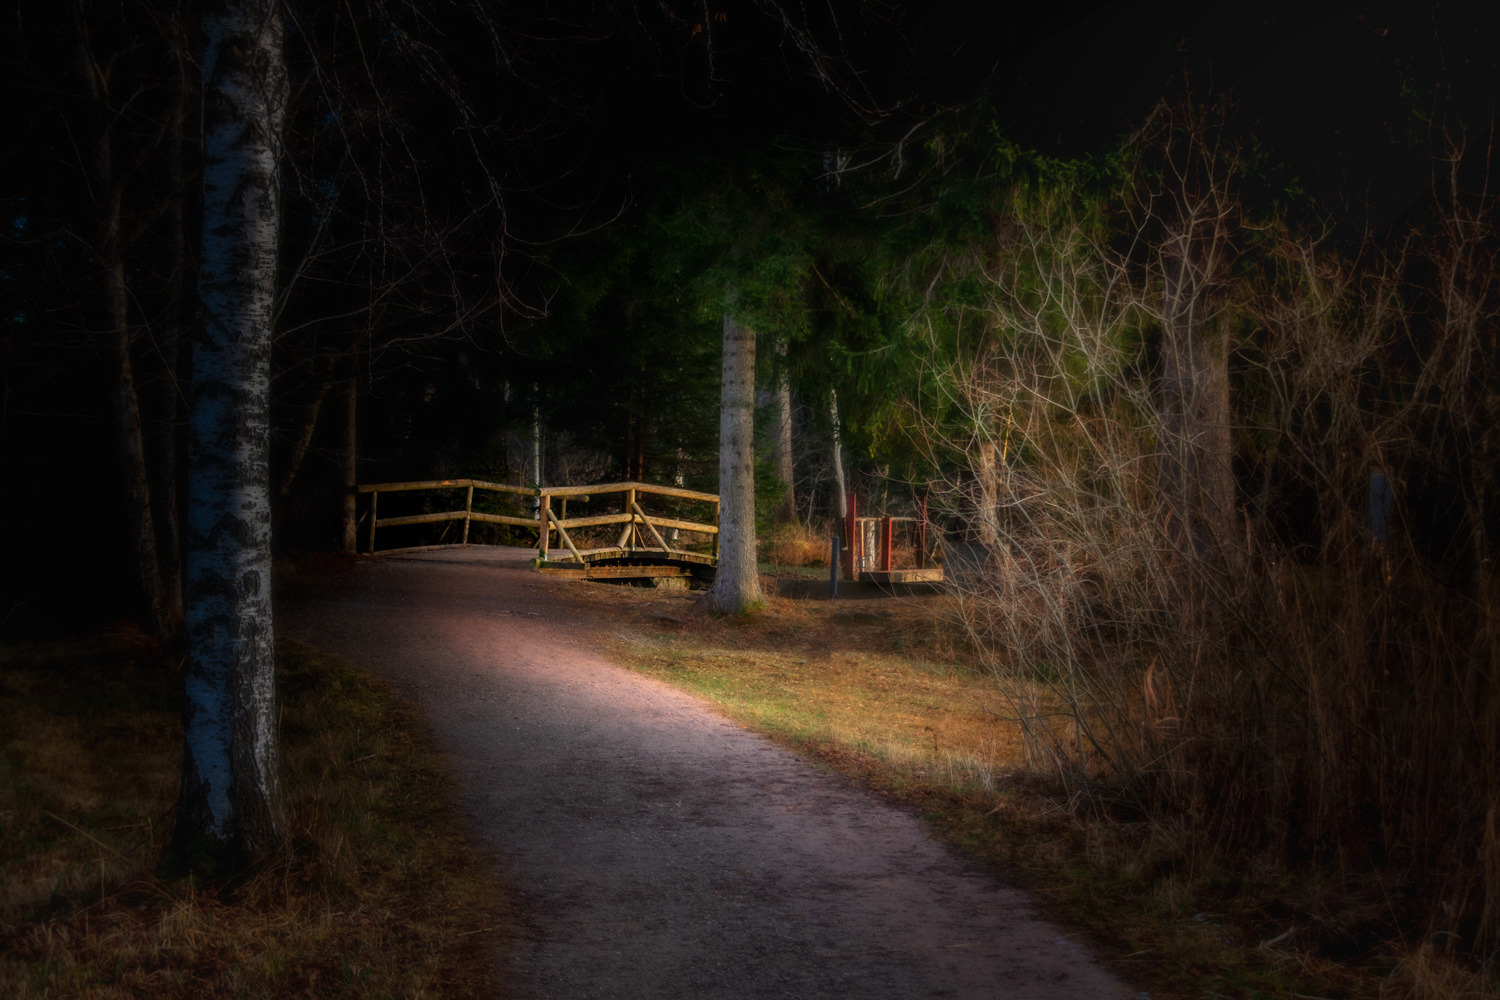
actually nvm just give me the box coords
[280,547,1137,1000]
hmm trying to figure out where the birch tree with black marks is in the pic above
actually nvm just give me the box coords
[174,0,288,869]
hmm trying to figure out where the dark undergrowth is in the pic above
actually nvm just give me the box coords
[0,629,514,999]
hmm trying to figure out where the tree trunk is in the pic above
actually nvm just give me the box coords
[340,359,359,554]
[174,0,287,871]
[275,379,329,504]
[771,339,795,522]
[151,2,192,648]
[75,6,180,647]
[829,387,847,524]
[706,310,763,612]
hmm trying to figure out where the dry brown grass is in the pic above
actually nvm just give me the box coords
[0,637,513,999]
[759,521,831,569]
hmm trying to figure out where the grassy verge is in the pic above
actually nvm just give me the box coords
[567,579,1494,1000]
[0,633,512,999]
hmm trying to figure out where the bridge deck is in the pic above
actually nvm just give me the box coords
[535,546,716,581]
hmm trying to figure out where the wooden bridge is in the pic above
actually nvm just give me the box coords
[356,479,719,583]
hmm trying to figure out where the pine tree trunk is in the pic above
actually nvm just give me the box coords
[706,310,763,612]
[175,0,287,870]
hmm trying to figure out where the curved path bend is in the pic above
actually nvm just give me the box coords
[281,547,1136,1000]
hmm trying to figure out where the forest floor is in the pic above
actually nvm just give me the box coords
[277,545,1138,999]
[0,632,510,998]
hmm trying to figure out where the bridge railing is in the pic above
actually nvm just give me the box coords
[355,479,719,562]
[356,479,537,555]
[538,482,719,565]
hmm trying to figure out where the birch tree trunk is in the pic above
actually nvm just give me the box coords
[771,338,795,522]
[706,310,763,612]
[175,0,287,870]
[829,387,847,521]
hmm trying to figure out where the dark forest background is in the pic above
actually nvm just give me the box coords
[5,0,1500,971]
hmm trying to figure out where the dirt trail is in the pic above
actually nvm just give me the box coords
[280,547,1137,1000]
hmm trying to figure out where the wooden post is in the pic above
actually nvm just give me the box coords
[625,487,636,551]
[842,494,856,580]
[537,493,549,561]
[367,490,378,555]
[547,507,587,564]
[462,484,474,545]
[881,515,893,572]
[917,496,928,570]
[632,499,671,552]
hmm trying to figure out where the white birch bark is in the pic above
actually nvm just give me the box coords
[706,310,763,612]
[177,0,287,866]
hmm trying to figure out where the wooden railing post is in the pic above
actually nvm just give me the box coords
[462,484,474,545]
[537,492,549,561]
[625,486,636,552]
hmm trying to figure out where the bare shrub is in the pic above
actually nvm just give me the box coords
[919,126,1500,963]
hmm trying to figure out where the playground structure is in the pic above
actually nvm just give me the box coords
[839,495,944,585]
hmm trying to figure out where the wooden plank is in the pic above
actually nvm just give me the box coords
[638,515,717,535]
[542,480,718,503]
[358,478,535,495]
[369,542,471,556]
[627,481,720,503]
[542,546,715,566]
[374,510,466,528]
[552,512,633,530]
[468,480,535,495]
[573,546,626,558]
[858,567,944,584]
[537,563,691,579]
[358,478,470,494]
[589,547,716,566]
[468,512,539,527]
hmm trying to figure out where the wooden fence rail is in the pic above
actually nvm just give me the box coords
[356,479,719,565]
[536,482,719,565]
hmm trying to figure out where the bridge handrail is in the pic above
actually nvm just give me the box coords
[356,478,719,561]
[538,482,719,564]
